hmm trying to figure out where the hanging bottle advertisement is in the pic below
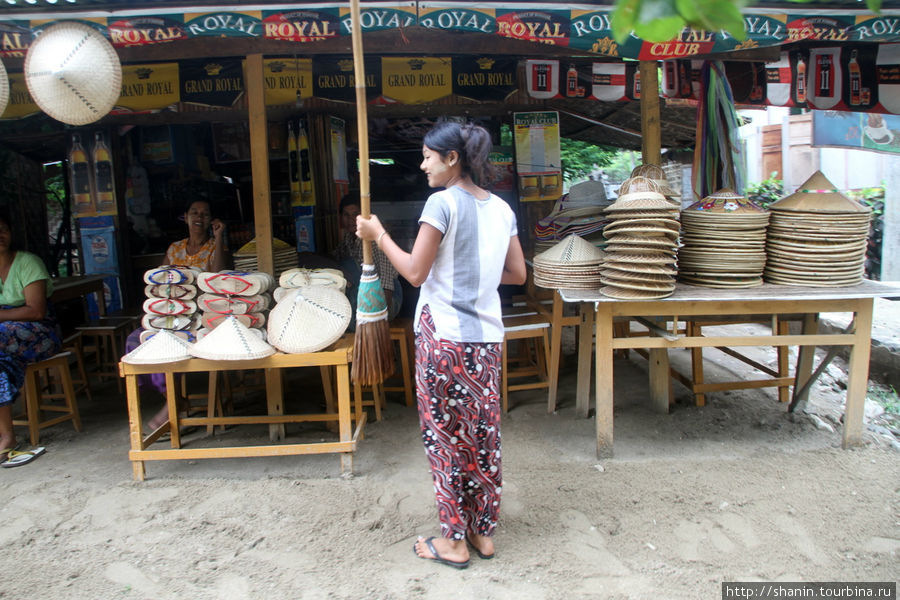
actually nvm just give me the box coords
[68,129,118,217]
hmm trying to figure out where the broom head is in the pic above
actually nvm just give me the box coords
[352,263,395,385]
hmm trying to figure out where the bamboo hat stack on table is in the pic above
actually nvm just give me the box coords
[232,237,299,280]
[600,177,680,299]
[140,266,202,341]
[627,164,681,206]
[534,180,612,254]
[196,270,274,335]
[532,234,605,290]
[764,171,872,287]
[678,188,770,288]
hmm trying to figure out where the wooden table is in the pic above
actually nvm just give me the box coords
[51,274,107,317]
[119,335,363,481]
[556,280,900,458]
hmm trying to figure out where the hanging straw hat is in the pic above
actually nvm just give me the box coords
[769,171,870,214]
[0,59,9,118]
[123,329,192,364]
[267,286,352,354]
[190,315,276,360]
[24,21,122,126]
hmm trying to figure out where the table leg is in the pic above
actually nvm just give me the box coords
[336,362,354,475]
[576,302,594,419]
[267,368,284,441]
[165,372,181,449]
[793,314,819,402]
[843,298,873,449]
[648,320,670,413]
[125,374,145,481]
[595,303,614,458]
[547,290,564,413]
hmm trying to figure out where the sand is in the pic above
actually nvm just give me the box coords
[1,338,898,599]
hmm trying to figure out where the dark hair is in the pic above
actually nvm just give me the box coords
[339,193,361,214]
[0,210,17,251]
[184,198,212,214]
[423,120,494,185]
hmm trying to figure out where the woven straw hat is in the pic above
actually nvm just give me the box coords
[0,59,8,118]
[533,234,603,266]
[606,179,674,211]
[769,171,870,214]
[123,329,192,364]
[267,286,351,354]
[24,22,122,126]
[190,315,276,360]
[566,180,609,206]
[627,164,679,197]
[685,188,767,214]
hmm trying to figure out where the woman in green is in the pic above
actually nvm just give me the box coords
[0,213,61,461]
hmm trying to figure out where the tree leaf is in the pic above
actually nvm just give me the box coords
[611,0,642,43]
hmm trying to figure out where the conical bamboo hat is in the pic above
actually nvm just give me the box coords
[24,21,122,125]
[190,315,276,360]
[122,329,192,364]
[684,188,767,214]
[769,171,870,214]
[533,234,604,266]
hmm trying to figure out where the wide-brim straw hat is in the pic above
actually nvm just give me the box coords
[607,178,675,211]
[769,171,870,214]
[267,286,351,354]
[0,59,8,118]
[625,164,680,197]
[190,315,276,360]
[533,234,604,266]
[566,179,609,206]
[123,330,193,364]
[24,21,122,126]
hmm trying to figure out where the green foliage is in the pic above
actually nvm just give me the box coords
[602,150,642,183]
[867,383,899,415]
[744,172,783,208]
[560,138,616,184]
[611,0,881,43]
[847,185,885,217]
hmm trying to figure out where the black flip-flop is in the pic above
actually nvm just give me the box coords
[466,532,495,560]
[413,537,469,570]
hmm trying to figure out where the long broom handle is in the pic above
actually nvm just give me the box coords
[350,0,373,266]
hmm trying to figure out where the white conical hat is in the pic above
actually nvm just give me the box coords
[534,234,604,266]
[0,59,9,118]
[190,315,276,360]
[24,21,122,126]
[267,286,351,354]
[122,329,192,365]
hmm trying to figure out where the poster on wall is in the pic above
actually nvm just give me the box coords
[513,112,562,202]
[812,110,900,154]
[68,130,117,217]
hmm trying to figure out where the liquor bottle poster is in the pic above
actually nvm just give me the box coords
[68,132,94,216]
[295,119,316,207]
[68,129,118,217]
[513,111,562,202]
[91,130,117,216]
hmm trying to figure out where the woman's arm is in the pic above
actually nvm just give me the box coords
[210,219,229,271]
[0,280,48,322]
[357,215,441,288]
[500,235,527,285]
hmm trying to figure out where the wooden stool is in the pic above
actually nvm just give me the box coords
[12,352,82,445]
[382,318,415,407]
[62,331,92,403]
[77,315,139,392]
[502,313,551,412]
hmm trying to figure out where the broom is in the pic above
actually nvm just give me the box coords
[350,0,394,386]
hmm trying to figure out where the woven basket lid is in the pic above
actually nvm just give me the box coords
[769,171,870,214]
[123,329,192,364]
[533,234,604,266]
[0,59,8,118]
[566,180,608,205]
[190,315,275,360]
[267,286,351,354]
[24,22,121,126]
[684,188,767,214]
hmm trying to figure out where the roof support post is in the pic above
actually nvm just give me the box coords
[245,53,274,275]
[639,60,661,165]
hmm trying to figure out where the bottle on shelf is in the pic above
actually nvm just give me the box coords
[69,133,93,215]
[848,49,861,106]
[298,122,315,206]
[796,56,807,104]
[566,64,578,97]
[287,122,301,206]
[93,131,116,213]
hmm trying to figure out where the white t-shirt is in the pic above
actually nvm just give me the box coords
[415,185,517,343]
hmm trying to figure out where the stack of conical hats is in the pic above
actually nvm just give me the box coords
[678,189,769,288]
[600,177,680,299]
[764,171,871,287]
[233,237,298,279]
[533,234,605,290]
[627,164,681,206]
[534,180,612,253]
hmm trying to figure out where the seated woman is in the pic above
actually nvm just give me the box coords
[126,199,229,430]
[0,213,62,460]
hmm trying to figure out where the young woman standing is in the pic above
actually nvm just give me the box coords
[356,120,526,568]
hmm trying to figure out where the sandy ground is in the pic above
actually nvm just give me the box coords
[1,334,898,600]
